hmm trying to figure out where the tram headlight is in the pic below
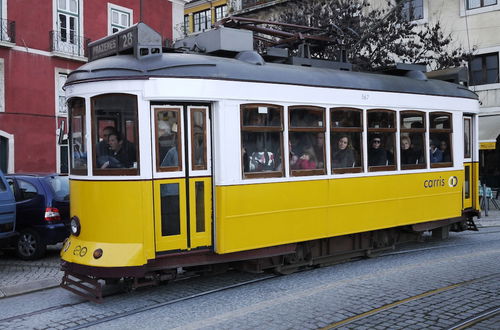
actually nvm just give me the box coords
[70,216,81,236]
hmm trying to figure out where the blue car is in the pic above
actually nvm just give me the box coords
[0,170,16,244]
[5,174,70,260]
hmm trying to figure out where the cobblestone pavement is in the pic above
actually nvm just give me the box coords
[0,222,499,329]
[0,244,62,298]
[0,210,498,300]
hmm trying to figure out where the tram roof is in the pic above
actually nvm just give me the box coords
[65,52,477,100]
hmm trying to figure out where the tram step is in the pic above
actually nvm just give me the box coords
[61,272,103,303]
[467,218,479,231]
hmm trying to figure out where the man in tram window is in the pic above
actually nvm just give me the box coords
[96,126,116,166]
[440,140,451,162]
[430,140,443,163]
[100,132,136,168]
[368,135,387,166]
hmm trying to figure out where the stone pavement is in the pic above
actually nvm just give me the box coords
[1,210,499,300]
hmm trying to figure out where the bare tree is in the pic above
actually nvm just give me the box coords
[273,0,470,71]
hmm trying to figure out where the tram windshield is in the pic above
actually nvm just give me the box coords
[91,94,139,175]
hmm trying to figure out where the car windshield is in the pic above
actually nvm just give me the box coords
[44,175,69,201]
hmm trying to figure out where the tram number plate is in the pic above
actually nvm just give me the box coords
[73,245,88,257]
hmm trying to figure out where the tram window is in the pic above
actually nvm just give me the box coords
[160,183,181,236]
[241,104,283,178]
[191,109,207,170]
[289,106,326,176]
[68,98,87,175]
[430,112,453,167]
[331,108,363,173]
[464,118,472,158]
[156,108,182,172]
[400,111,426,169]
[92,94,139,175]
[367,110,396,172]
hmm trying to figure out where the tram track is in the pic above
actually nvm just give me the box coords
[65,274,277,330]
[448,307,500,330]
[0,272,277,328]
[321,273,500,330]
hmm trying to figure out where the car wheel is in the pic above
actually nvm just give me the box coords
[16,229,46,260]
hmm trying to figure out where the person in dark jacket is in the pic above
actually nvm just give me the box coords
[401,136,419,165]
[100,132,136,168]
[332,135,356,168]
[368,136,387,166]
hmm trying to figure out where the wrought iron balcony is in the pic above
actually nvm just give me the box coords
[50,30,89,58]
[241,0,284,10]
[0,18,15,43]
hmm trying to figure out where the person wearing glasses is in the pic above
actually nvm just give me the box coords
[368,135,387,166]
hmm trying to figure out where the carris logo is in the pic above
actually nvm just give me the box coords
[424,176,458,188]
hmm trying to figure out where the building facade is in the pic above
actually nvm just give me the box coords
[183,0,228,36]
[0,0,185,174]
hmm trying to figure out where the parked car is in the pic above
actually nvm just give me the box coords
[5,173,70,260]
[0,170,16,245]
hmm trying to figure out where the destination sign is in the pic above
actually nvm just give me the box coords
[88,23,161,61]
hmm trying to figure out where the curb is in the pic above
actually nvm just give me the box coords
[0,277,61,298]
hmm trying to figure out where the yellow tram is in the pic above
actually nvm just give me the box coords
[60,24,480,301]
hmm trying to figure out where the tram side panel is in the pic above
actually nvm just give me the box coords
[215,170,463,254]
[64,180,155,267]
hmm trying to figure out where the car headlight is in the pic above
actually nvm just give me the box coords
[70,216,81,236]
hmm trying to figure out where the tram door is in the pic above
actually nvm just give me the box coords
[151,105,212,253]
[463,115,475,210]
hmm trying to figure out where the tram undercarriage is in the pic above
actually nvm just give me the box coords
[60,216,476,303]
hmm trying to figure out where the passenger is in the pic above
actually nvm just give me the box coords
[368,136,387,166]
[100,132,136,168]
[289,140,299,169]
[332,135,356,168]
[313,133,325,168]
[430,140,443,163]
[401,136,418,165]
[296,147,317,170]
[96,126,116,166]
[440,140,451,162]
[161,130,179,167]
[158,121,174,161]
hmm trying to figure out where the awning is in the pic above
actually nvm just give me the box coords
[479,115,500,149]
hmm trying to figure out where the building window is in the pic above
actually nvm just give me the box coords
[467,0,497,10]
[367,110,396,171]
[57,72,68,115]
[108,4,132,34]
[214,5,227,22]
[241,104,283,178]
[193,9,211,33]
[402,0,423,21]
[57,0,79,44]
[331,108,363,173]
[183,15,189,35]
[469,53,499,86]
[289,106,326,176]
[429,112,453,167]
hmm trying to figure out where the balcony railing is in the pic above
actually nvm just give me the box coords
[50,30,89,58]
[241,0,282,10]
[0,18,15,43]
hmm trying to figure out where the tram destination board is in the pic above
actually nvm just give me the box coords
[88,23,162,61]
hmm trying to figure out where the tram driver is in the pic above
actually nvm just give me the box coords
[99,132,136,168]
